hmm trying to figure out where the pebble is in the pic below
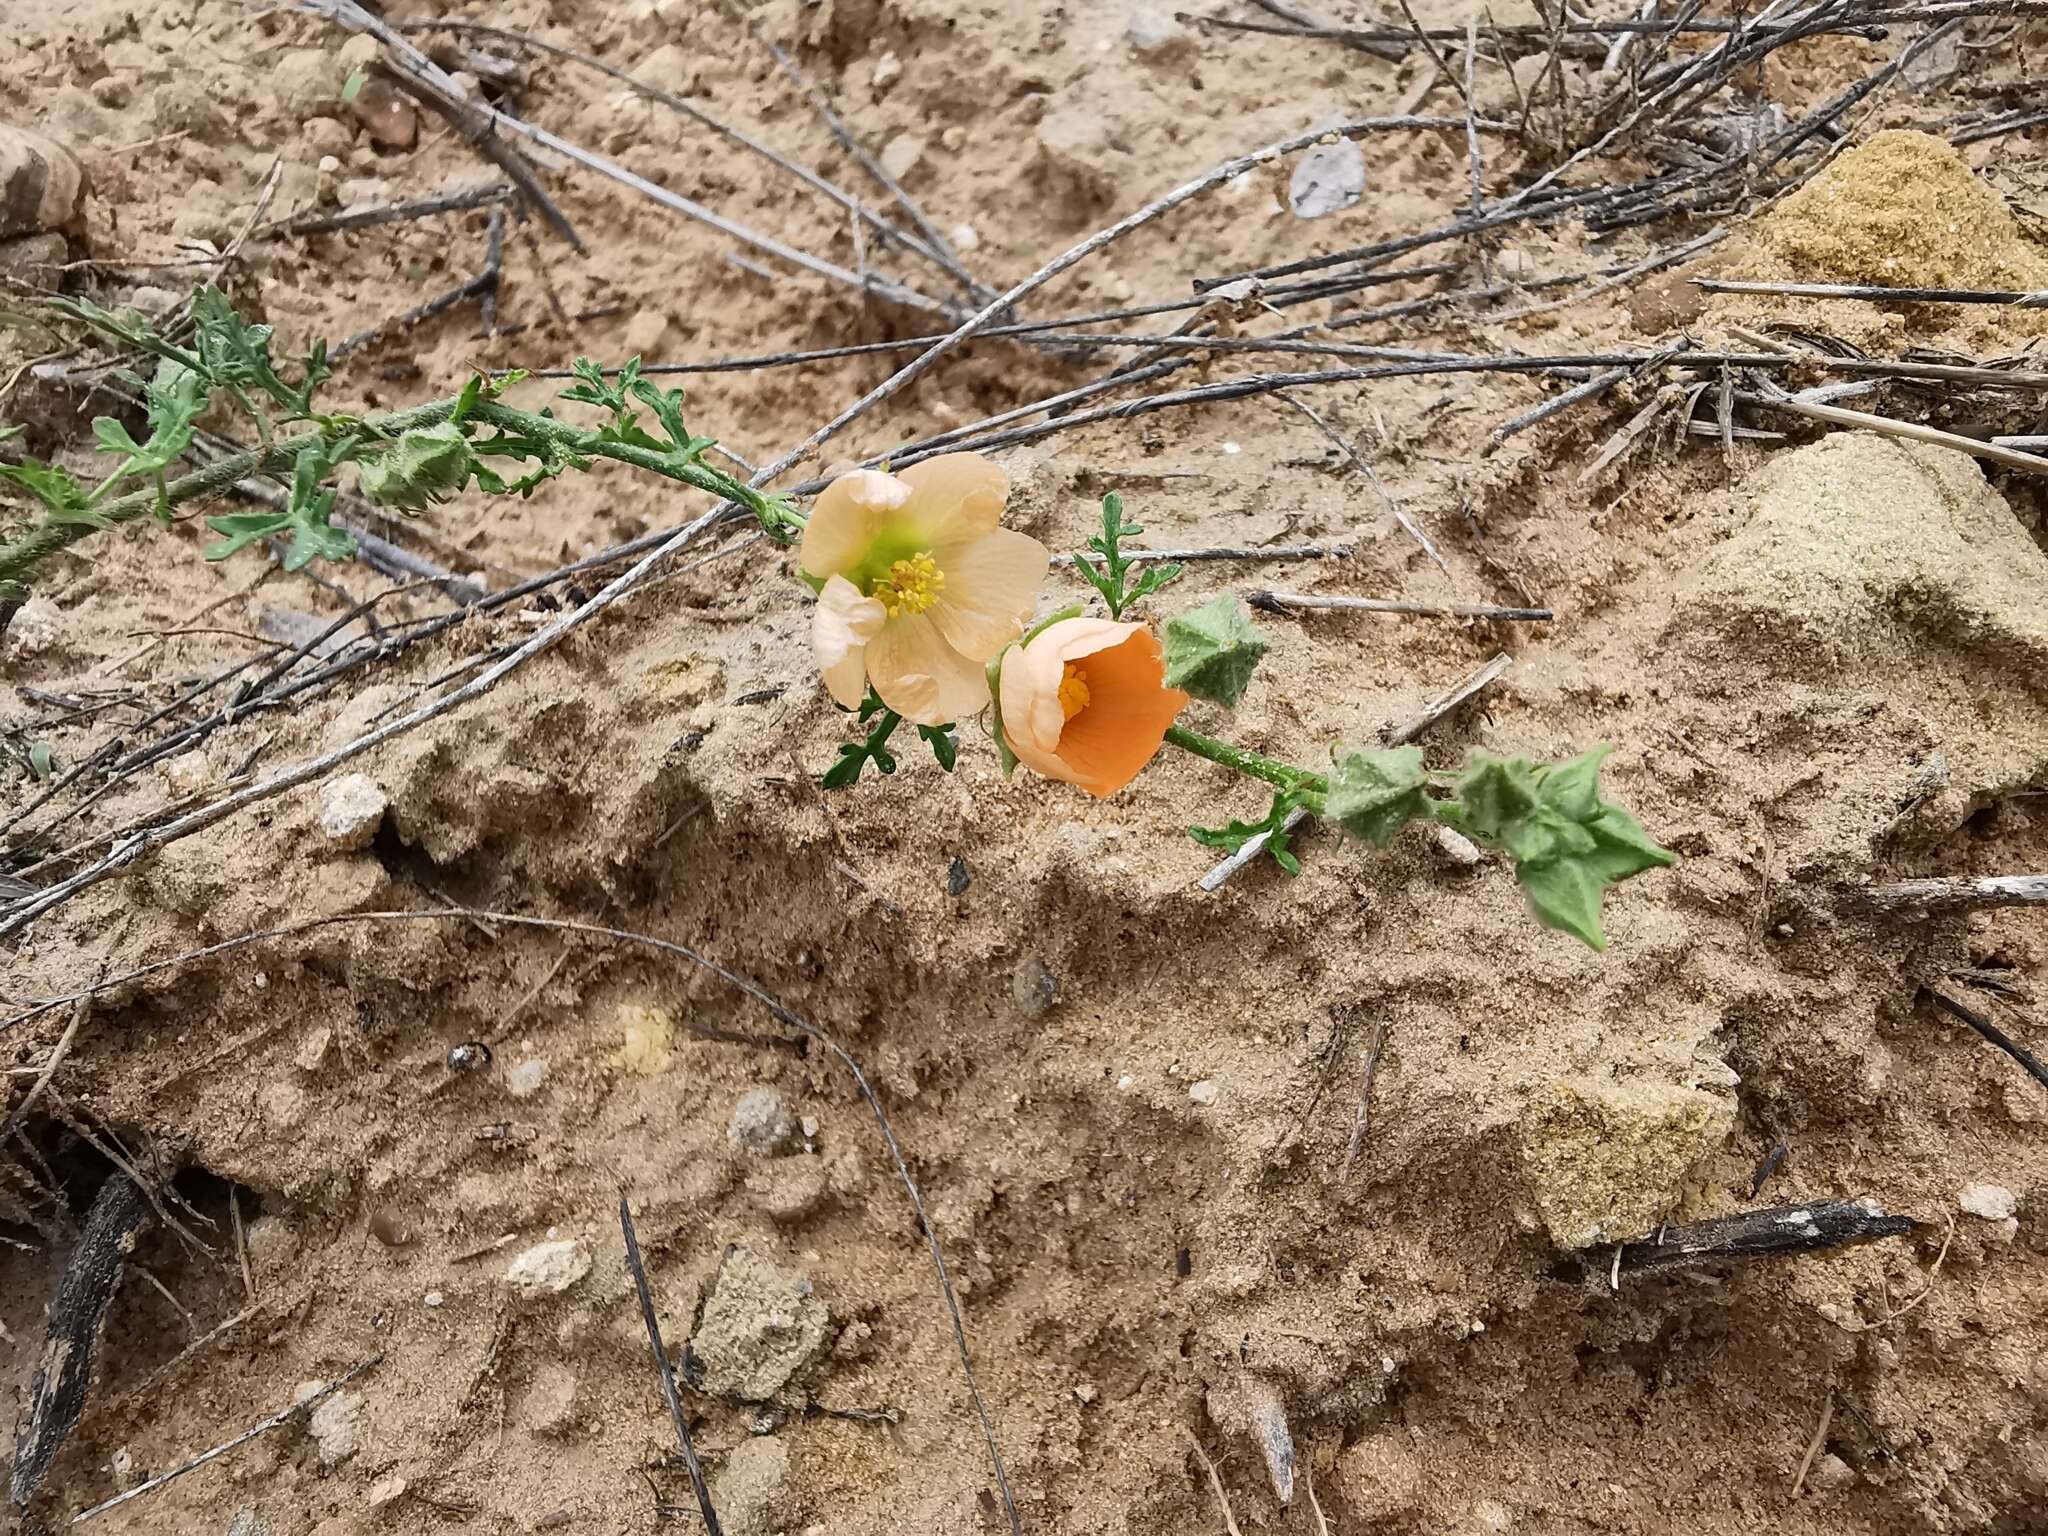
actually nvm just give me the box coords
[365,1474,407,1510]
[299,1386,363,1467]
[302,116,353,157]
[2,595,58,656]
[1959,1183,2018,1221]
[711,1436,793,1536]
[747,1157,830,1224]
[947,222,980,254]
[225,1511,272,1536]
[879,132,924,182]
[164,749,213,794]
[423,1290,444,1308]
[728,1087,799,1157]
[504,1238,592,1299]
[339,34,381,72]
[940,126,966,153]
[504,1058,549,1099]
[317,772,388,850]
[1288,138,1367,219]
[349,76,419,148]
[1808,1453,1857,1493]
[1189,1079,1219,1106]
[1433,825,1482,866]
[946,855,972,894]
[90,75,133,110]
[1125,7,1186,56]
[1011,956,1060,1019]
[870,51,902,93]
[293,1027,332,1072]
[692,1244,830,1400]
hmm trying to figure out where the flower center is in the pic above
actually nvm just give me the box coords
[872,550,944,618]
[1058,662,1091,721]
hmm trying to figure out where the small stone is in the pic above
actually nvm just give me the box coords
[946,855,972,895]
[619,308,670,359]
[90,75,134,110]
[1288,138,1367,219]
[349,76,418,149]
[691,1244,830,1400]
[879,132,924,182]
[712,1436,793,1536]
[226,1511,273,1536]
[1074,1382,1098,1403]
[3,595,59,656]
[870,52,902,93]
[940,126,966,153]
[729,1087,799,1157]
[747,1158,830,1224]
[1959,1183,2017,1221]
[1808,1453,1857,1493]
[505,1058,549,1099]
[1992,1216,2020,1244]
[1519,1076,1735,1249]
[303,1387,363,1466]
[423,1290,444,1308]
[1433,825,1482,865]
[1188,1080,1219,1107]
[317,154,343,177]
[294,1028,333,1073]
[515,1362,581,1437]
[1125,7,1186,56]
[368,1206,417,1248]
[1011,956,1060,1019]
[338,34,382,72]
[259,1082,307,1131]
[109,1445,136,1486]
[366,1475,407,1510]
[504,1239,592,1300]
[164,749,213,795]
[318,772,388,850]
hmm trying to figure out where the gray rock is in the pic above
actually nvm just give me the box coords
[304,1387,363,1466]
[692,1244,829,1400]
[1289,139,1367,219]
[879,132,924,181]
[1011,956,1060,1019]
[318,773,388,851]
[1959,1183,2018,1221]
[728,1087,798,1157]
[1125,7,1187,56]
[225,1511,272,1536]
[504,1239,592,1299]
[505,1058,550,1099]
[712,1436,794,1536]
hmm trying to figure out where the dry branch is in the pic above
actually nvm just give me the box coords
[1248,591,1553,621]
[1578,1198,1917,1281]
[1850,873,2048,913]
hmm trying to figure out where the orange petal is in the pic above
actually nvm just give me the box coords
[928,527,1048,662]
[895,452,1008,548]
[799,469,911,581]
[813,574,885,710]
[866,612,990,725]
[1045,628,1188,798]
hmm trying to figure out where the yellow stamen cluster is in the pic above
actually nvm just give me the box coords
[1058,662,1091,721]
[873,551,945,618]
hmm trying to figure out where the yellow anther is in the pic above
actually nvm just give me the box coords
[873,551,944,617]
[1058,662,1091,720]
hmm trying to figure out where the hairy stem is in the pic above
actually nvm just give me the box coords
[1163,724,1326,794]
[0,395,774,592]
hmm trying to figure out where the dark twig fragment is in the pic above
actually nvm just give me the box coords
[1920,988,2048,1095]
[620,1192,722,1536]
[1573,1198,1916,1283]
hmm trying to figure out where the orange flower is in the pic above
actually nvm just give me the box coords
[800,454,1047,726]
[997,617,1190,798]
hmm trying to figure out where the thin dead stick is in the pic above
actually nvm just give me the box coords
[620,1193,722,1536]
[1052,543,1349,567]
[1919,988,2048,1095]
[230,1187,254,1301]
[0,992,90,1142]
[1583,1198,1917,1280]
[1181,1427,1247,1536]
[1744,392,2048,474]
[1340,1019,1389,1178]
[1464,17,1484,215]
[1830,1216,1956,1333]
[1849,873,2048,913]
[4,907,1022,1536]
[1489,364,1635,445]
[68,1355,382,1524]
[1790,1389,1834,1496]
[275,182,513,236]
[1249,591,1553,621]
[1695,278,2048,307]
[1275,391,1448,575]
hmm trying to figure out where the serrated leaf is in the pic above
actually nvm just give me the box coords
[1441,747,1676,950]
[1163,595,1268,707]
[92,417,146,457]
[0,458,100,524]
[1327,744,1430,847]
[1188,786,1308,874]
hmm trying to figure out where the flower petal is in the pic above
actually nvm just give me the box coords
[928,527,1049,662]
[800,469,912,582]
[1048,629,1189,797]
[867,612,990,725]
[896,452,1008,548]
[998,641,1073,782]
[812,575,887,710]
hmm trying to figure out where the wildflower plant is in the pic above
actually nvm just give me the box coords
[0,288,1673,947]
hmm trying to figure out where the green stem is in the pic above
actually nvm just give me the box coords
[1163,724,1327,795]
[0,395,778,592]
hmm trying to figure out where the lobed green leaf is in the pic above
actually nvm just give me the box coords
[1163,595,1269,707]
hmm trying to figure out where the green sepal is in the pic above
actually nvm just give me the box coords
[1326,745,1430,847]
[356,421,476,511]
[1163,595,1268,707]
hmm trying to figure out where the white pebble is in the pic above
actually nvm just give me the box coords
[504,1058,549,1099]
[504,1239,591,1299]
[423,1290,444,1308]
[317,772,388,851]
[1188,1079,1219,1106]
[1959,1183,2018,1221]
[948,221,980,253]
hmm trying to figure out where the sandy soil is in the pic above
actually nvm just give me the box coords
[2,2,2046,1534]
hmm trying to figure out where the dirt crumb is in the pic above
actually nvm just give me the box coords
[691,1244,830,1401]
[1519,1076,1735,1249]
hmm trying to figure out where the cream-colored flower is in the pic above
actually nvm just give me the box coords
[800,453,1047,725]
[998,617,1189,798]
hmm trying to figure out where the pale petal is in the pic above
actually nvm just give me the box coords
[998,642,1064,773]
[928,528,1048,662]
[813,575,886,710]
[866,613,990,725]
[800,469,912,581]
[896,452,1008,547]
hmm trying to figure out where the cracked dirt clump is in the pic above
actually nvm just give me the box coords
[690,1243,831,1401]
[1519,1076,1736,1249]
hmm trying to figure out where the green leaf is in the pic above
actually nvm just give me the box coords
[0,457,101,525]
[1163,595,1269,707]
[1125,561,1185,607]
[28,741,56,779]
[1188,786,1310,875]
[823,689,905,789]
[1439,747,1675,950]
[205,445,358,569]
[1326,745,1430,847]
[917,722,958,772]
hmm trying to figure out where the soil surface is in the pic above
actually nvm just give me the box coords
[3,3,2046,1535]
